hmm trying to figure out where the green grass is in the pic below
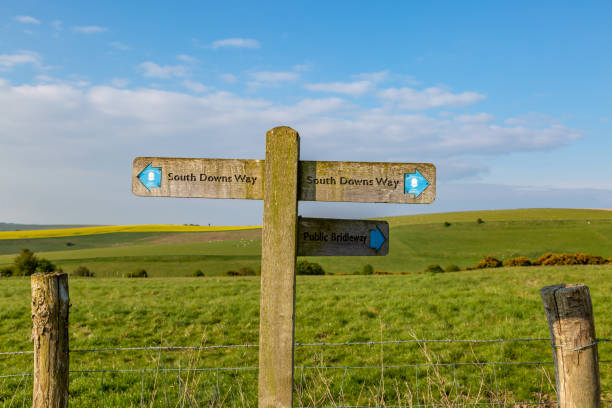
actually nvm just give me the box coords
[384,208,612,226]
[311,215,612,274]
[0,229,262,256]
[1,265,612,406]
[0,209,611,404]
[5,209,609,277]
[0,232,165,255]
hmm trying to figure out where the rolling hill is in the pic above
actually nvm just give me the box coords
[0,208,610,276]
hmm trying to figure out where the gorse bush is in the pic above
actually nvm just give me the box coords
[11,249,58,276]
[503,257,532,267]
[424,264,444,274]
[444,264,461,272]
[193,269,205,277]
[37,258,57,273]
[238,266,256,276]
[72,266,94,277]
[462,252,610,271]
[224,270,240,276]
[361,264,374,275]
[13,248,38,276]
[296,260,325,275]
[473,256,503,269]
[0,266,14,277]
[223,267,257,277]
[533,253,607,266]
[127,269,148,278]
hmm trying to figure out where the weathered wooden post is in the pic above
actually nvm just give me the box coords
[540,284,600,408]
[31,272,70,408]
[258,126,300,408]
[132,125,436,406]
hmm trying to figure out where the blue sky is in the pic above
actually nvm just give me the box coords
[1,1,610,225]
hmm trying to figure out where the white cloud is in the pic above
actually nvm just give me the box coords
[14,15,40,24]
[248,71,299,88]
[0,80,587,224]
[379,87,485,110]
[211,38,260,49]
[108,41,130,51]
[110,78,130,88]
[504,112,557,127]
[0,80,579,160]
[304,71,396,96]
[353,70,389,83]
[138,61,187,79]
[52,20,63,31]
[305,80,373,96]
[33,75,90,87]
[34,75,54,82]
[454,113,495,124]
[250,72,298,82]
[0,51,41,70]
[182,80,210,93]
[177,54,198,63]
[293,64,313,72]
[72,25,108,34]
[220,73,237,83]
[435,158,490,180]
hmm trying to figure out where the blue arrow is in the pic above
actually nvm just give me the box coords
[404,170,431,198]
[369,226,386,251]
[138,163,162,191]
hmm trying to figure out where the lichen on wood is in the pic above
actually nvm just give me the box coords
[31,272,69,408]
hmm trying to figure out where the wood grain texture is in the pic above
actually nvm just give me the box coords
[132,157,264,199]
[258,127,299,408]
[540,284,601,408]
[297,217,389,256]
[299,160,435,203]
[31,273,69,408]
[132,157,435,204]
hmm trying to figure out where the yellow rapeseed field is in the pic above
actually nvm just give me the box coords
[0,225,261,240]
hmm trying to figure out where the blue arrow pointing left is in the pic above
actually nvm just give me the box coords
[369,226,386,251]
[138,163,162,191]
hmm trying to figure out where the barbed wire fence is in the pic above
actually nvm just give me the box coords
[2,337,612,407]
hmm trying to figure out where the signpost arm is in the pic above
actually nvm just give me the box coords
[258,126,300,408]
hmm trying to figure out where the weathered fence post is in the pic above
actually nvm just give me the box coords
[258,126,300,408]
[31,272,69,408]
[540,284,600,408]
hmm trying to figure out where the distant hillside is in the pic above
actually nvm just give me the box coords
[383,208,612,227]
[0,208,610,276]
[0,223,100,231]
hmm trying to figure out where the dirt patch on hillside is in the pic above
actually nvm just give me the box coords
[143,229,262,245]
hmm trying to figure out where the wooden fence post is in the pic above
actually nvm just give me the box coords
[540,284,600,408]
[31,272,70,408]
[258,126,300,408]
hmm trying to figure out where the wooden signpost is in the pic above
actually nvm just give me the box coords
[298,217,389,256]
[132,126,435,408]
[132,159,435,203]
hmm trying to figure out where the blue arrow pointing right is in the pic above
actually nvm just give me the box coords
[369,226,386,251]
[404,170,431,198]
[138,163,162,191]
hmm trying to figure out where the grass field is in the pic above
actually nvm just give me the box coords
[0,208,611,406]
[0,209,610,277]
[1,266,612,406]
